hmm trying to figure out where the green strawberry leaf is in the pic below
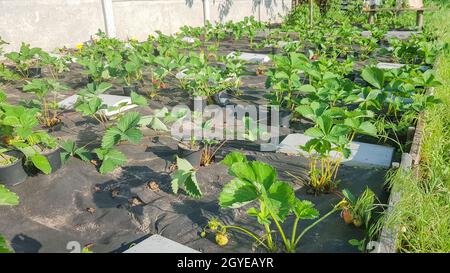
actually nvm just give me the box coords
[361,67,385,89]
[229,162,256,182]
[176,157,194,172]
[293,200,319,220]
[219,178,258,208]
[183,172,202,199]
[31,154,52,174]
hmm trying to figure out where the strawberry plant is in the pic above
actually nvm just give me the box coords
[60,140,93,165]
[298,76,360,107]
[186,63,230,98]
[39,52,71,79]
[219,54,246,93]
[93,147,127,174]
[145,55,176,98]
[203,152,343,252]
[300,112,351,193]
[199,118,229,167]
[204,22,228,47]
[130,39,156,65]
[296,102,377,193]
[120,52,144,88]
[101,111,143,149]
[355,36,378,60]
[390,35,448,65]
[265,53,309,111]
[359,66,441,151]
[93,111,143,174]
[140,107,188,132]
[74,82,112,128]
[0,63,20,83]
[22,78,68,128]
[0,104,55,174]
[4,43,46,77]
[77,55,110,85]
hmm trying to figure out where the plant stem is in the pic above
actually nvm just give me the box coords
[222,224,269,251]
[290,217,300,251]
[294,207,338,247]
[263,223,275,252]
[267,209,290,252]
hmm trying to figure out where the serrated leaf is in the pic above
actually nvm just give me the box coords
[330,124,350,138]
[358,121,377,137]
[117,112,141,132]
[251,161,276,190]
[148,117,169,131]
[293,200,319,220]
[344,118,360,129]
[317,115,333,134]
[171,170,189,194]
[219,178,258,208]
[96,82,113,94]
[122,128,142,144]
[221,151,248,167]
[305,127,325,138]
[130,91,147,106]
[95,148,127,174]
[183,172,202,199]
[176,157,194,172]
[266,181,295,221]
[125,61,138,73]
[361,67,385,89]
[102,127,122,149]
[74,147,92,162]
[298,84,316,93]
[295,105,315,121]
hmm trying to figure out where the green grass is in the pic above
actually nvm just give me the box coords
[381,3,450,253]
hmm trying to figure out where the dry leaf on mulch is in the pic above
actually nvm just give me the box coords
[147,181,160,192]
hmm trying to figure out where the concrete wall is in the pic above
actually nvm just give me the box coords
[0,0,105,52]
[0,0,291,52]
[112,0,206,41]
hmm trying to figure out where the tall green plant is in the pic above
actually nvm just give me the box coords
[94,111,142,174]
[204,152,343,253]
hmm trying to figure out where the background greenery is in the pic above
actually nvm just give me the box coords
[382,0,450,253]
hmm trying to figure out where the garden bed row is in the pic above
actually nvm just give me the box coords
[0,13,441,252]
